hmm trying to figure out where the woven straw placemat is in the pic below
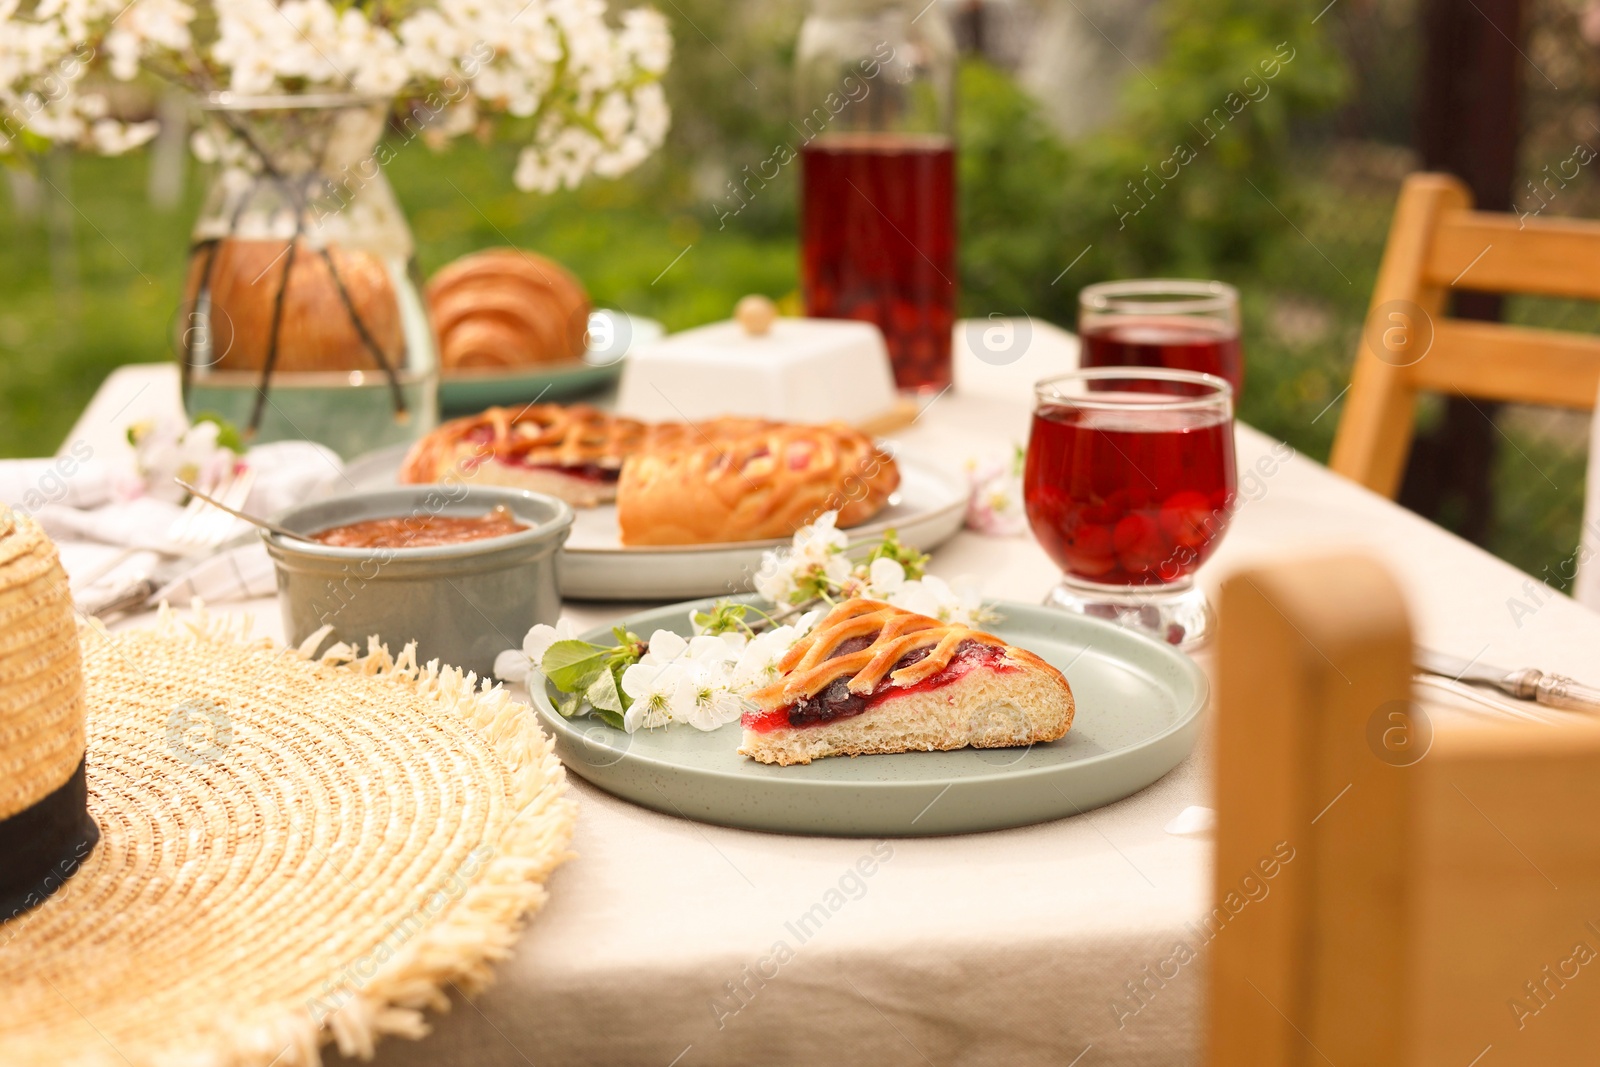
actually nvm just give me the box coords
[0,608,576,1067]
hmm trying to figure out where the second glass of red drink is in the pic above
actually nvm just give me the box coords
[1078,279,1243,398]
[1024,368,1237,647]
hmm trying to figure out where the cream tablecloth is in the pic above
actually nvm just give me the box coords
[58,324,1600,1067]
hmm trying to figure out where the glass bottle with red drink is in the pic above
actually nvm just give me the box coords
[796,0,957,393]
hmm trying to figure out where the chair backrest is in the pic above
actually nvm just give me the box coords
[1329,172,1600,497]
[1207,554,1600,1067]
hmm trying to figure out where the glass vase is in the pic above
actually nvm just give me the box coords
[178,94,438,460]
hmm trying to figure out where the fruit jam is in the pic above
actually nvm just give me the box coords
[1024,403,1236,586]
[461,425,620,483]
[1079,317,1243,397]
[742,639,1010,733]
[800,134,956,392]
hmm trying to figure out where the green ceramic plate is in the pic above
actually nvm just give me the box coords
[438,310,664,415]
[529,598,1208,837]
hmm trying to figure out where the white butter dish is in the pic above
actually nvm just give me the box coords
[615,316,899,426]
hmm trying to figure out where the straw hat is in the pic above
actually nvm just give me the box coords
[0,510,577,1066]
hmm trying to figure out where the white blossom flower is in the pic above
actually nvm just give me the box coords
[795,512,849,560]
[887,574,983,625]
[88,118,158,154]
[638,628,687,666]
[0,0,672,187]
[493,616,578,682]
[965,448,1028,537]
[754,552,798,604]
[621,660,684,732]
[124,415,238,504]
[867,557,906,595]
[671,663,746,730]
[687,633,744,664]
[729,631,790,692]
[753,511,857,604]
[793,607,826,635]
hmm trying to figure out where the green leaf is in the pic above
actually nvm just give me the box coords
[864,529,931,580]
[692,599,751,636]
[593,708,626,731]
[555,690,582,718]
[542,639,610,693]
[604,635,646,671]
[611,661,633,712]
[586,668,624,713]
[190,412,246,454]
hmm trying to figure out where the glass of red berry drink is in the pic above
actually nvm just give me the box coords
[1024,367,1236,647]
[1078,279,1243,397]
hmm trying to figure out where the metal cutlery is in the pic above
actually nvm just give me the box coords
[168,465,258,555]
[1415,647,1600,715]
[173,478,313,543]
[72,467,261,619]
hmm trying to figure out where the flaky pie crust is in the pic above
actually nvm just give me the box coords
[749,599,1068,707]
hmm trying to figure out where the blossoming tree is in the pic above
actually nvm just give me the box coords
[0,0,672,192]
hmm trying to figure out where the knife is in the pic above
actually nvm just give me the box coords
[1416,648,1600,714]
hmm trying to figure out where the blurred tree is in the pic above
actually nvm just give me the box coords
[960,0,1348,319]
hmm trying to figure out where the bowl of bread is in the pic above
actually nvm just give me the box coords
[425,248,663,414]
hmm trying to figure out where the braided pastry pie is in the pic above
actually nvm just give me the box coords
[402,406,900,541]
[426,249,591,371]
[741,599,1074,765]
[615,422,898,545]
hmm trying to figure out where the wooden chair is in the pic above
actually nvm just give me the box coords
[1208,554,1600,1066]
[1329,172,1600,497]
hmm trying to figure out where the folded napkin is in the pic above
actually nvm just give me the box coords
[154,542,280,604]
[1576,383,1600,611]
[3,440,342,608]
[0,456,115,511]
[36,495,190,551]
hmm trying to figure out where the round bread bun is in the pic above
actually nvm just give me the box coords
[426,249,591,372]
[184,237,403,374]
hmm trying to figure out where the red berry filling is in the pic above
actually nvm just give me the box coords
[742,639,1013,733]
[507,460,621,484]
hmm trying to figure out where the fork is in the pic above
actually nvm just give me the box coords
[72,465,258,618]
[166,464,257,556]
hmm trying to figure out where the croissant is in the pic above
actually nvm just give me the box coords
[426,249,591,371]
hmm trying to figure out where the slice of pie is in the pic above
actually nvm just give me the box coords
[741,599,1075,766]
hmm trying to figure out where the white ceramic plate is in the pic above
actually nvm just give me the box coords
[343,446,969,601]
[530,599,1209,836]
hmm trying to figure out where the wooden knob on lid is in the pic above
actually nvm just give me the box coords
[735,294,778,337]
